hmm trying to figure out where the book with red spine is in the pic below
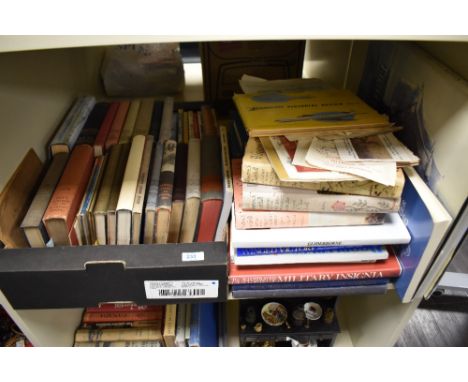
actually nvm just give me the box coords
[228,248,401,284]
[94,101,119,156]
[85,303,163,313]
[82,310,164,324]
[104,101,130,150]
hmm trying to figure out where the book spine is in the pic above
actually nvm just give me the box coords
[94,101,119,155]
[242,183,401,213]
[156,140,177,211]
[231,283,389,299]
[67,97,97,150]
[82,310,163,323]
[86,303,162,312]
[175,304,187,347]
[74,340,162,347]
[149,101,164,138]
[132,98,154,137]
[157,97,175,143]
[74,327,162,342]
[118,100,140,144]
[51,97,85,145]
[188,303,200,347]
[105,101,130,150]
[163,304,178,347]
[236,245,385,256]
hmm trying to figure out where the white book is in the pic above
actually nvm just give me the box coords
[233,245,389,266]
[230,205,410,249]
[214,125,233,241]
[116,135,146,245]
[174,304,187,347]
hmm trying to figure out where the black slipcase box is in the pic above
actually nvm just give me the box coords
[0,242,228,309]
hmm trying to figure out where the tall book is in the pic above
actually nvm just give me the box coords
[75,102,110,148]
[106,144,131,245]
[228,249,402,284]
[148,100,164,139]
[233,89,390,137]
[105,100,130,150]
[43,145,94,246]
[394,167,452,303]
[132,98,154,137]
[188,303,218,347]
[157,97,175,143]
[116,135,146,245]
[242,137,405,198]
[74,156,106,245]
[50,96,96,155]
[232,159,384,229]
[168,111,188,243]
[179,111,201,243]
[94,101,119,156]
[131,135,154,244]
[0,149,43,248]
[230,206,410,250]
[196,106,223,242]
[175,304,187,347]
[21,153,68,247]
[214,124,233,241]
[118,100,140,144]
[163,304,177,347]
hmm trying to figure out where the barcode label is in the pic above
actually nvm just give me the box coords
[144,280,218,299]
[182,251,204,262]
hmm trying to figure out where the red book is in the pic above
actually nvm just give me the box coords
[86,303,162,313]
[82,310,164,324]
[228,249,401,284]
[104,100,130,150]
[196,106,223,242]
[94,101,119,156]
[43,144,94,246]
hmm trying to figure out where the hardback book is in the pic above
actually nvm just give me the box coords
[184,304,192,345]
[394,167,452,303]
[233,89,390,137]
[131,135,154,244]
[86,303,163,313]
[163,304,178,347]
[74,156,106,245]
[228,249,402,284]
[232,159,385,229]
[75,102,110,148]
[157,97,175,143]
[21,152,68,247]
[132,98,154,137]
[106,143,131,245]
[242,137,405,198]
[93,144,123,245]
[74,340,162,347]
[230,206,410,250]
[148,100,164,139]
[43,144,94,246]
[231,283,389,298]
[241,182,401,213]
[118,99,141,144]
[74,325,163,343]
[228,108,249,159]
[116,135,146,245]
[94,101,119,156]
[232,245,389,266]
[175,304,187,347]
[50,96,96,155]
[179,111,201,243]
[0,149,43,248]
[188,303,218,347]
[143,141,164,244]
[214,124,234,241]
[167,138,188,243]
[104,100,130,150]
[82,310,164,324]
[196,106,223,242]
[155,139,177,244]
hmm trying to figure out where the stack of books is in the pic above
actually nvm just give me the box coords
[228,85,420,298]
[20,96,233,248]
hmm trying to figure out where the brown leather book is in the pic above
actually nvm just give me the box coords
[43,144,94,246]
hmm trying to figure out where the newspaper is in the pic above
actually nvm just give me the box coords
[304,138,397,186]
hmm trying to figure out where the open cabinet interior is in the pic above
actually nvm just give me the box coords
[0,37,466,347]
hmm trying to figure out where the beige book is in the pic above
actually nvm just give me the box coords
[116,135,146,245]
[132,98,154,137]
[93,144,123,245]
[74,340,162,347]
[167,201,184,243]
[131,135,154,244]
[118,100,141,144]
[106,144,130,245]
[163,304,178,347]
[242,137,405,198]
[74,325,162,343]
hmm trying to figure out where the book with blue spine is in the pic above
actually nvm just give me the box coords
[188,303,218,347]
[233,245,389,265]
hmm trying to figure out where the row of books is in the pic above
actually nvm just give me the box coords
[20,96,232,248]
[227,84,419,299]
[73,303,218,347]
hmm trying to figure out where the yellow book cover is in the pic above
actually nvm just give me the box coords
[233,89,389,137]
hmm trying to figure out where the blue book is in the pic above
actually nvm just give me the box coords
[232,278,389,291]
[236,245,384,256]
[394,167,452,302]
[188,303,218,347]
